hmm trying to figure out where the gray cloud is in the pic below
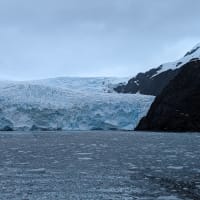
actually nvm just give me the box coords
[0,0,200,80]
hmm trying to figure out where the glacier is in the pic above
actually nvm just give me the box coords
[0,77,154,131]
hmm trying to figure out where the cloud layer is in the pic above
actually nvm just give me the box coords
[0,0,200,80]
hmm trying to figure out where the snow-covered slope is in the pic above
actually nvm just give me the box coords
[152,43,200,77]
[114,43,200,96]
[0,77,154,131]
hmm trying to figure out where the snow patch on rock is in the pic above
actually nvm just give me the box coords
[152,43,200,77]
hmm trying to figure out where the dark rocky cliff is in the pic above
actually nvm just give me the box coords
[135,60,200,132]
[114,43,200,96]
[114,67,180,96]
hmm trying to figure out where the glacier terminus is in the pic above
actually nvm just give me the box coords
[0,77,154,131]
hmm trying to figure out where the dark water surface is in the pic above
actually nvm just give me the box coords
[0,131,200,200]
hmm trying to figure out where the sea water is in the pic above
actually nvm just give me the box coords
[0,131,199,200]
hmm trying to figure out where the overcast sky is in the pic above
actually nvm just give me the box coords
[0,0,200,80]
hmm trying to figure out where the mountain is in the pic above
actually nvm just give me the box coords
[114,43,200,96]
[0,77,154,131]
[135,60,200,132]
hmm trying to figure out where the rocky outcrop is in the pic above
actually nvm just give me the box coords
[114,43,200,96]
[114,67,180,96]
[135,60,200,132]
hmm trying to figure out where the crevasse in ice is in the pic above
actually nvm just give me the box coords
[0,77,154,131]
